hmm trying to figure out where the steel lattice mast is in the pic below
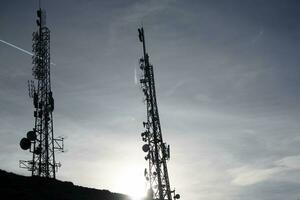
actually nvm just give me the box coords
[138,27,180,200]
[19,8,64,178]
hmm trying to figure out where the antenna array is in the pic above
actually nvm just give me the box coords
[19,8,64,179]
[138,27,180,200]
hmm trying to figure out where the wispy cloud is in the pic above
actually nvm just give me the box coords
[251,29,264,43]
[134,67,138,85]
[276,155,300,170]
[1,1,300,200]
[229,155,300,186]
[228,165,283,186]
[165,80,186,97]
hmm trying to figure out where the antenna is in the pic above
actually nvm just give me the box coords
[138,27,180,200]
[19,6,64,179]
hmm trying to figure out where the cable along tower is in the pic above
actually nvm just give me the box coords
[19,8,64,178]
[138,27,180,200]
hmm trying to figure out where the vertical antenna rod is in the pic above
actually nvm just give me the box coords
[19,7,64,179]
[138,27,180,200]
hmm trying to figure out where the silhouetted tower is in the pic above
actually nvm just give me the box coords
[138,27,180,200]
[19,7,64,179]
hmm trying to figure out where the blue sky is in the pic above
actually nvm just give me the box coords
[1,0,300,200]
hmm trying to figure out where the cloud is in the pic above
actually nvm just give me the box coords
[251,29,264,43]
[121,0,173,23]
[229,155,300,186]
[165,80,186,97]
[1,1,300,200]
[276,155,300,170]
[228,165,283,186]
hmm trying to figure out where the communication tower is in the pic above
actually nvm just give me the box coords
[138,27,180,200]
[19,7,64,179]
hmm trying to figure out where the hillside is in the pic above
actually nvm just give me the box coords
[0,169,131,200]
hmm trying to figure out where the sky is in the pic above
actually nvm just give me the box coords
[1,0,300,200]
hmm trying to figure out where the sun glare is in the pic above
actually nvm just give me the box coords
[114,165,147,200]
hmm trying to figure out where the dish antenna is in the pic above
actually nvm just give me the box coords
[20,138,31,150]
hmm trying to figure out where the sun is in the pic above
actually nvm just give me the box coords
[113,165,147,200]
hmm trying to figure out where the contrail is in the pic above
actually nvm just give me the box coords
[134,67,138,85]
[0,39,33,56]
[0,39,56,65]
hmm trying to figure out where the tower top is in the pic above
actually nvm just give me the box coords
[36,8,46,27]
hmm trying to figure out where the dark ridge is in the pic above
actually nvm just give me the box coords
[0,169,130,200]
